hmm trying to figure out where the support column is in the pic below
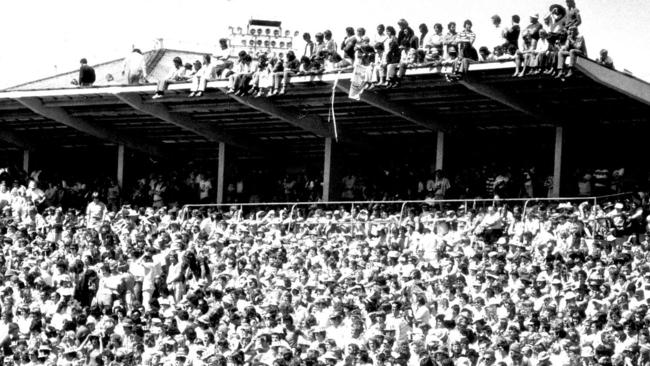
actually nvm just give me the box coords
[117,144,125,188]
[217,142,225,204]
[323,137,332,202]
[22,150,29,172]
[553,126,563,197]
[435,131,444,171]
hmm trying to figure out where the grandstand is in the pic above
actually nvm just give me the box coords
[0,48,649,202]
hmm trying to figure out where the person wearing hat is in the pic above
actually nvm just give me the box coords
[544,4,567,44]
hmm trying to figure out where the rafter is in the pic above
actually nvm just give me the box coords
[458,75,552,123]
[15,97,166,157]
[115,93,256,151]
[220,89,333,138]
[0,129,35,150]
[335,80,446,132]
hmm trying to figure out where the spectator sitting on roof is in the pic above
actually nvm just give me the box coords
[381,26,400,88]
[225,51,255,96]
[213,38,234,79]
[478,47,495,62]
[597,49,614,69]
[513,33,535,77]
[556,26,587,78]
[396,25,418,87]
[251,54,273,98]
[152,56,188,99]
[353,27,371,66]
[529,29,551,75]
[269,50,299,96]
[78,58,96,87]
[188,54,213,98]
[323,30,337,62]
[313,32,326,57]
[122,48,148,85]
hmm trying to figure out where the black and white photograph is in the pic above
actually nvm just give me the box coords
[0,0,650,365]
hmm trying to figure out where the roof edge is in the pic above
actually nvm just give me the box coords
[3,48,210,92]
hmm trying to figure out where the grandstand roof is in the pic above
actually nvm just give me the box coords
[0,53,648,162]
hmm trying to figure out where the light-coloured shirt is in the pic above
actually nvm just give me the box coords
[123,51,147,77]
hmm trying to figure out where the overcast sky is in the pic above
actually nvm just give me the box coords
[2,0,649,88]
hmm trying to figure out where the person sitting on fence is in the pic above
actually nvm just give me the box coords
[152,56,188,99]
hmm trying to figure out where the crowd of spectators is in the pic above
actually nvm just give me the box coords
[69,0,620,94]
[3,160,650,366]
[134,0,611,98]
[71,0,619,93]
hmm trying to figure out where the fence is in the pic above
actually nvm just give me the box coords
[179,192,636,226]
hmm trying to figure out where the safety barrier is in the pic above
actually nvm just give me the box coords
[179,193,635,226]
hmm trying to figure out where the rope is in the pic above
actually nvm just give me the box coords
[328,71,341,142]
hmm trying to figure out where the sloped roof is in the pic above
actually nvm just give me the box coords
[5,49,207,91]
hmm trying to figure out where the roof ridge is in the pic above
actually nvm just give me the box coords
[3,48,209,91]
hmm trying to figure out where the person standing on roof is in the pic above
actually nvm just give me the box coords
[123,48,148,84]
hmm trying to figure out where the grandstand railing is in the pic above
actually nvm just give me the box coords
[179,192,635,224]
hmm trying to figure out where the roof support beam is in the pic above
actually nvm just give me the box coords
[458,75,552,123]
[0,129,35,150]
[115,93,256,151]
[335,80,446,132]
[575,57,650,107]
[220,89,333,138]
[14,97,166,157]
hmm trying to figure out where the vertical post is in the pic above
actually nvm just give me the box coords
[22,150,30,172]
[435,131,444,171]
[323,137,332,202]
[117,144,125,188]
[553,126,563,198]
[217,142,225,204]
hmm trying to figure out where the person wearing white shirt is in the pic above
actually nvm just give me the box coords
[489,15,506,50]
[123,48,148,84]
[152,56,188,99]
